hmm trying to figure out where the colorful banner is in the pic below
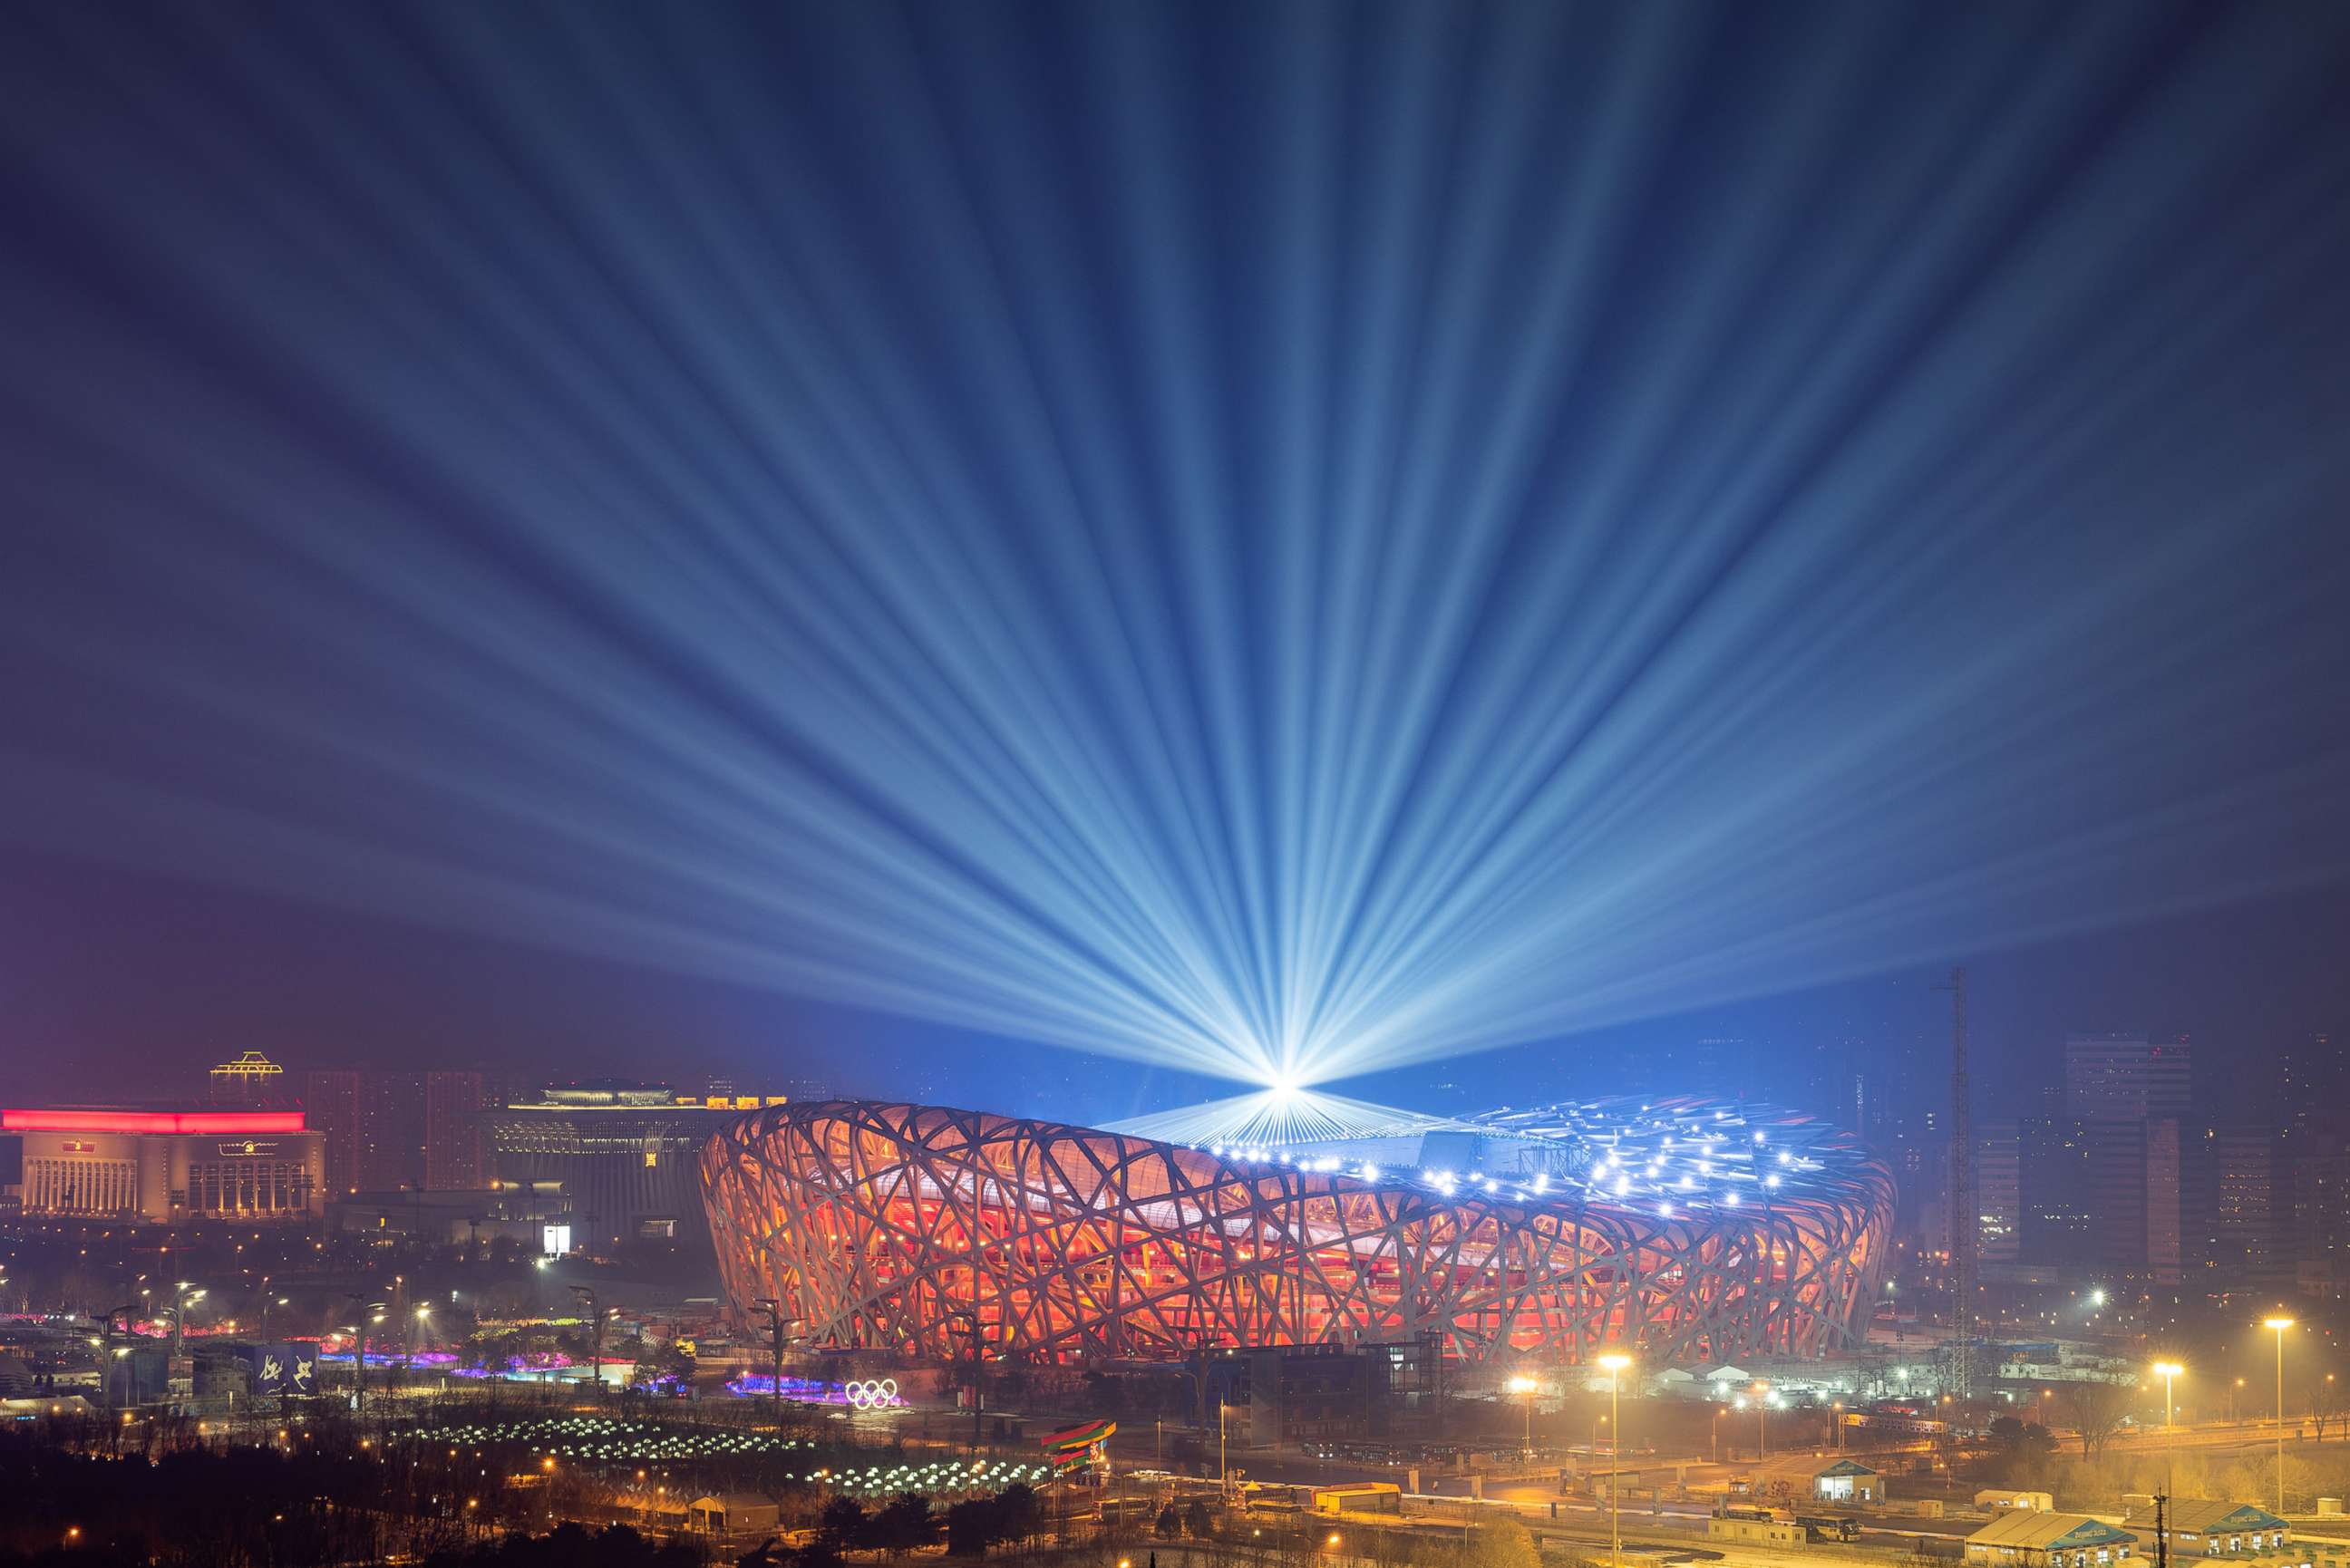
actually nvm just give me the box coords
[1042,1418,1115,1472]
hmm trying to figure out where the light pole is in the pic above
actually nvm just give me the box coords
[406,1303,432,1383]
[752,1298,801,1431]
[2153,1361,2183,1496]
[1752,1380,1770,1458]
[1506,1375,1539,1457]
[170,1282,206,1359]
[1598,1354,1631,1568]
[570,1285,610,1401]
[2266,1315,2295,1516]
[343,1292,386,1414]
[1830,1401,1845,1452]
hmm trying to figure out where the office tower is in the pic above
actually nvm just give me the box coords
[2145,1118,2183,1285]
[355,1072,425,1191]
[2019,1118,2096,1265]
[423,1070,487,1189]
[2185,1122,2285,1291]
[302,1070,364,1195]
[2064,1034,2192,1121]
[1976,1120,2022,1263]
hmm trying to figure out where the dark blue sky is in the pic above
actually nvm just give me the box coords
[2,2,2345,1123]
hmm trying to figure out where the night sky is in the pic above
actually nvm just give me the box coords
[3,2,2346,1126]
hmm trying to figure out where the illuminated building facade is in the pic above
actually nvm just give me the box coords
[2,1107,326,1224]
[489,1082,785,1255]
[702,1097,1894,1364]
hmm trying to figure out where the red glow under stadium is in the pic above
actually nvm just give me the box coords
[1,1108,307,1135]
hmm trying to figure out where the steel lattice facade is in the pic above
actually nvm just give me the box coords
[700,1099,1893,1364]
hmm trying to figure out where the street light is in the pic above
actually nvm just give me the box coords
[1752,1380,1770,1458]
[1598,1354,1632,1568]
[170,1282,206,1359]
[1506,1374,1538,1455]
[2153,1361,2184,1496]
[2265,1314,2295,1516]
[2153,1362,2183,1429]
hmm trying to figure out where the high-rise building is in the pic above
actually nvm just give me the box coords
[2064,1034,2192,1121]
[355,1072,426,1191]
[2018,1117,2097,1264]
[422,1070,486,1189]
[302,1070,364,1195]
[2146,1118,2183,1285]
[1977,1120,2022,1263]
[2184,1122,2286,1293]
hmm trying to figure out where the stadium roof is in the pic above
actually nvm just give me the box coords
[1113,1093,1887,1228]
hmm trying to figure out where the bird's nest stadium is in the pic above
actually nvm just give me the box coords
[699,1097,1894,1365]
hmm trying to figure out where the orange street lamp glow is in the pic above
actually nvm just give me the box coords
[2266,1314,2294,1515]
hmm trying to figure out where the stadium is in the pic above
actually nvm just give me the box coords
[699,1096,1894,1365]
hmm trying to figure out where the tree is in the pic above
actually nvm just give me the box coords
[1466,1520,1540,1568]
[1981,1417,2059,1487]
[996,1482,1043,1548]
[944,1497,1002,1557]
[819,1495,869,1548]
[2061,1380,2135,1463]
[1156,1504,1184,1540]
[1183,1499,1214,1538]
[871,1493,937,1557]
[2309,1375,2341,1443]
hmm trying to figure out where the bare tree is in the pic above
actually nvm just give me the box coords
[2308,1374,2340,1443]
[2061,1379,2135,1463]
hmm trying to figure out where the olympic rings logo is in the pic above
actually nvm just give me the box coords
[845,1378,902,1408]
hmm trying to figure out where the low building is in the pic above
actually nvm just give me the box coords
[1977,1490,2056,1513]
[1812,1459,1882,1505]
[1745,1456,1882,1505]
[1209,1341,1442,1447]
[2126,1501,2289,1558]
[327,1181,570,1247]
[1965,1512,2136,1568]
[688,1493,778,1536]
[1,1106,325,1225]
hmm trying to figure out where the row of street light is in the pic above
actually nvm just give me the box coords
[2142,1312,2299,1516]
